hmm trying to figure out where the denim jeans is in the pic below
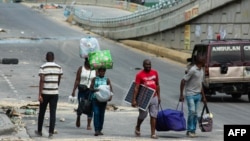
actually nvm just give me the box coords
[77,89,93,118]
[186,93,201,133]
[92,99,107,132]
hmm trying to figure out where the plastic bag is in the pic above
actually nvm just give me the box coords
[68,96,77,104]
[79,37,100,58]
[95,85,113,102]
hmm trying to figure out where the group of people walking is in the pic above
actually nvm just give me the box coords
[71,57,113,136]
[35,52,113,138]
[35,51,207,139]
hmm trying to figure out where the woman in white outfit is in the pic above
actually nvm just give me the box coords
[71,58,96,130]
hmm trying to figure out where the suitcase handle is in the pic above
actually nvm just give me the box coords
[158,102,184,112]
[201,103,210,116]
[176,101,184,112]
[199,103,211,123]
[158,103,163,111]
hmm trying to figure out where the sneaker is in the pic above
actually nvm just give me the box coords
[94,131,99,136]
[53,129,58,134]
[48,133,53,139]
[186,131,196,138]
[34,130,42,136]
[191,132,197,137]
[98,131,104,135]
[94,131,103,136]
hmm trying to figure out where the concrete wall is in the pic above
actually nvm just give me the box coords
[139,0,250,51]
[69,0,248,52]
[26,0,250,52]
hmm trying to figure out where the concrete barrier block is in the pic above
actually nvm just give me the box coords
[0,113,15,135]
[120,40,190,64]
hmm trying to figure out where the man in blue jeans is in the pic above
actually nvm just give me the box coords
[179,56,207,138]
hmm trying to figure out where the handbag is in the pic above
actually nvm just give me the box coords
[77,91,92,115]
[156,102,186,131]
[198,103,213,132]
[78,84,89,92]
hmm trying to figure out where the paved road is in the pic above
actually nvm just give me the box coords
[0,3,198,141]
[0,3,186,141]
[1,2,249,141]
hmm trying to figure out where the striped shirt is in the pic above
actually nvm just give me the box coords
[39,62,63,95]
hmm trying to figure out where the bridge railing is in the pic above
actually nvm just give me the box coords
[69,0,185,27]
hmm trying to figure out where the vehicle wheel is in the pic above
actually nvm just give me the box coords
[205,95,212,101]
[248,93,250,102]
[231,94,241,99]
[1,58,19,64]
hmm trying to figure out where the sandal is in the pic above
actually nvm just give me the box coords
[134,127,141,136]
[151,134,158,139]
[87,126,92,130]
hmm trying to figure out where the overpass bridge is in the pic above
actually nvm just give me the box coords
[27,0,250,52]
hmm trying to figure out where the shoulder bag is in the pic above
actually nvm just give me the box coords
[198,103,213,132]
[77,91,92,115]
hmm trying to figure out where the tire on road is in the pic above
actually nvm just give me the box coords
[248,93,250,102]
[231,94,242,99]
[1,58,19,64]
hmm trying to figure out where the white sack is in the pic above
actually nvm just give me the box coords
[79,37,100,58]
[95,85,113,102]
